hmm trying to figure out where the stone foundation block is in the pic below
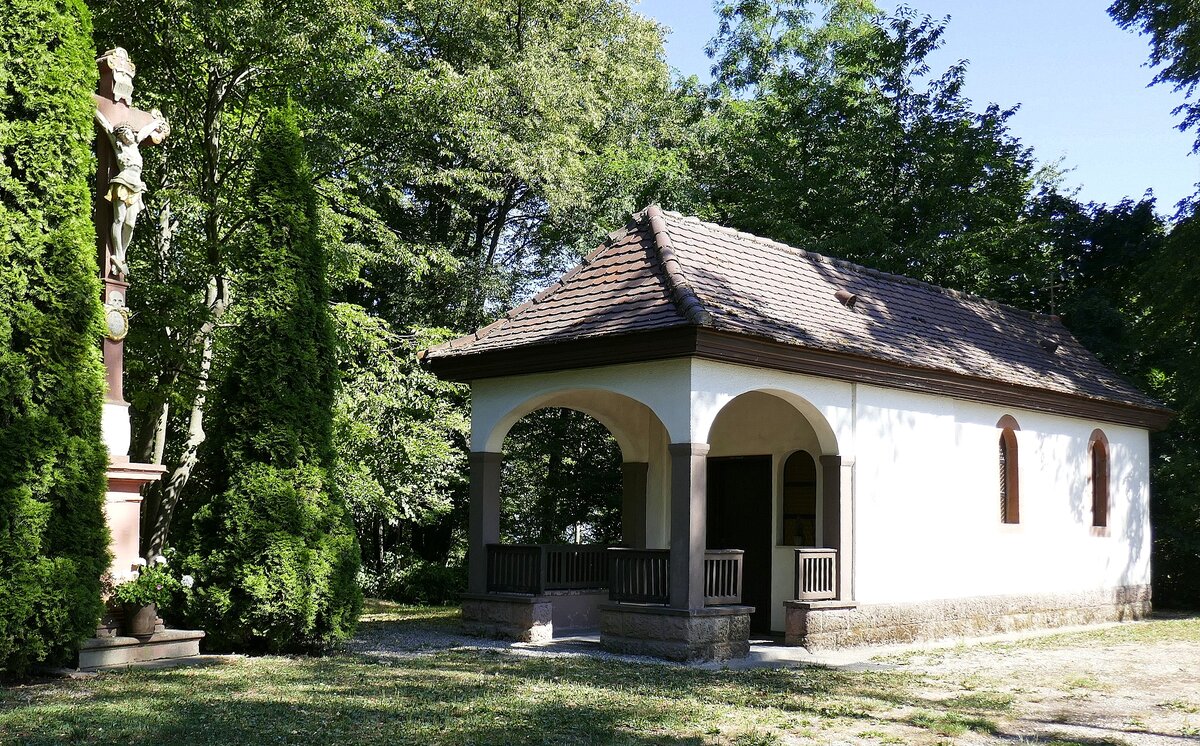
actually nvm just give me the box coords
[461,593,553,642]
[598,604,753,662]
[785,585,1152,650]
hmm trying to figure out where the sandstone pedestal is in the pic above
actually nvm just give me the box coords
[599,603,753,662]
[104,455,166,579]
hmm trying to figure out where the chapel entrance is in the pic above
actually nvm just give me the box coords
[707,456,773,634]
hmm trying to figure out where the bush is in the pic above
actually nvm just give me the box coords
[174,108,361,652]
[360,553,465,606]
[0,0,110,675]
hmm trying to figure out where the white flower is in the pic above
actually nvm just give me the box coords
[131,557,148,568]
[181,575,195,589]
[152,554,168,566]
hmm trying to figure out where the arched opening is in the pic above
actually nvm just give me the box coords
[706,390,840,633]
[1090,429,1109,529]
[781,450,819,546]
[500,407,622,545]
[997,415,1020,525]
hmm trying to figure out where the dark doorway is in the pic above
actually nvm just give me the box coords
[707,455,773,634]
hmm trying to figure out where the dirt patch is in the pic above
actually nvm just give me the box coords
[866,619,1200,745]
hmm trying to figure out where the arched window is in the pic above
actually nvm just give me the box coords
[781,451,818,545]
[997,416,1020,524]
[1090,430,1109,529]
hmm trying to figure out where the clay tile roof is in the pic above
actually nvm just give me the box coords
[424,205,1165,415]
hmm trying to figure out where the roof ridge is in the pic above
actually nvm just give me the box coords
[659,210,1059,326]
[642,205,713,326]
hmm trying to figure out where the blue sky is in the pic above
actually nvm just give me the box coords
[635,0,1197,211]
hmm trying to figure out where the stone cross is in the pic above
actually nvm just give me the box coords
[93,48,169,405]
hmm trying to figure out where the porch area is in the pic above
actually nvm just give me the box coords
[454,361,855,662]
[462,536,844,662]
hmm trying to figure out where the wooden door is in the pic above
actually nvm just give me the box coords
[707,456,773,634]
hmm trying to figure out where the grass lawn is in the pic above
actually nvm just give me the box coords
[1,603,1197,745]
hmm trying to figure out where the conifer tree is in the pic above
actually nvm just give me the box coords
[0,0,111,674]
[177,107,361,651]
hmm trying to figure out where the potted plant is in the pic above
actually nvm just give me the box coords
[111,557,184,638]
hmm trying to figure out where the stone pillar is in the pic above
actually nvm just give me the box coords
[819,455,841,597]
[669,443,708,609]
[468,451,503,594]
[820,455,854,602]
[621,461,649,548]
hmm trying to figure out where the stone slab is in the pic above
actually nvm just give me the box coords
[78,629,206,670]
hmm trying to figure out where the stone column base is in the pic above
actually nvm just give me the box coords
[785,585,1152,650]
[462,593,553,642]
[599,603,753,662]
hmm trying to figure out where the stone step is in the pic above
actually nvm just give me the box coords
[78,629,206,670]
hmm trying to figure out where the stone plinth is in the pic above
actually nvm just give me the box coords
[78,629,206,670]
[462,593,553,642]
[461,590,610,641]
[599,603,753,662]
[104,457,166,578]
[784,585,1152,650]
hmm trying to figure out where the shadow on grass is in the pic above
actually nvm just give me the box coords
[16,608,1188,746]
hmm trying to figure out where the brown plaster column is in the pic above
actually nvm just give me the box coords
[468,451,503,594]
[820,454,854,601]
[669,443,708,609]
[621,462,649,548]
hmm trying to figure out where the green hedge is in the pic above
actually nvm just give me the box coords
[0,0,111,675]
[176,108,361,652]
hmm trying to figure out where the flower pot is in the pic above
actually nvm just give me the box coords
[122,602,158,638]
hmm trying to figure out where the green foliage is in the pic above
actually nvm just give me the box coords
[1135,213,1200,608]
[501,409,623,545]
[175,108,361,651]
[359,552,466,606]
[1111,0,1200,150]
[0,0,111,674]
[331,312,469,572]
[695,2,1053,304]
[111,563,181,608]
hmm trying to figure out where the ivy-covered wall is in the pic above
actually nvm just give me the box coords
[0,0,111,674]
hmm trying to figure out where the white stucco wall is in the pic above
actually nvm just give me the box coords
[468,356,1152,633]
[852,383,1151,605]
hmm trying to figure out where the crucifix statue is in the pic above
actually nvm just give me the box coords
[93,47,169,406]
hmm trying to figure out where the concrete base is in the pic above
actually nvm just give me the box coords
[784,585,1152,650]
[599,603,754,662]
[78,629,206,670]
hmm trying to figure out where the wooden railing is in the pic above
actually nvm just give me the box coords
[794,547,838,601]
[608,548,670,604]
[703,549,744,605]
[607,548,746,605]
[485,544,609,594]
[544,544,608,589]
